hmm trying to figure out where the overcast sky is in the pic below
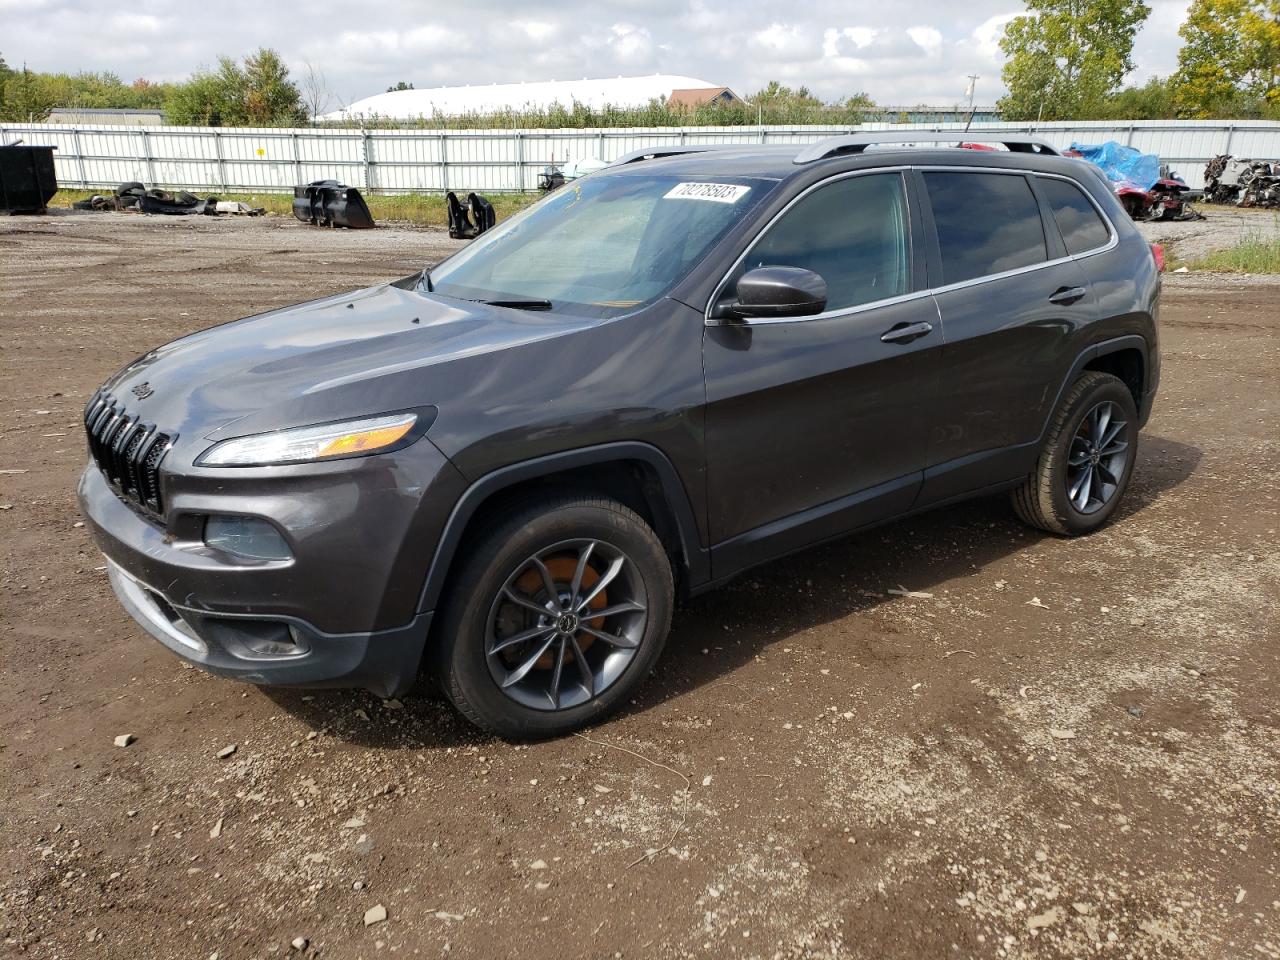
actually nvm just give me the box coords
[2,0,1191,108]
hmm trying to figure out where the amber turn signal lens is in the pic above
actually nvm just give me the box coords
[316,421,416,458]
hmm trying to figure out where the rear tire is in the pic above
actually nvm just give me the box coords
[1012,371,1139,536]
[433,495,674,739]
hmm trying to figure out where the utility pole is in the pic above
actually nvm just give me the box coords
[964,74,979,132]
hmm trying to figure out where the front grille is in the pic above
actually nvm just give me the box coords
[83,391,176,516]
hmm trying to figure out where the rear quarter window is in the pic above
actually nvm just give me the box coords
[1037,177,1112,255]
[923,171,1047,285]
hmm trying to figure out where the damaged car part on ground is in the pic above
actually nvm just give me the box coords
[291,180,375,229]
[72,182,264,216]
[79,133,1161,739]
[1203,155,1280,208]
[445,191,496,239]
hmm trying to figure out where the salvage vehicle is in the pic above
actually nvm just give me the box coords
[79,134,1162,738]
[1064,143,1197,221]
[1204,155,1280,208]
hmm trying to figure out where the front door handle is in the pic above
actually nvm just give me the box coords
[1049,285,1087,305]
[880,320,934,344]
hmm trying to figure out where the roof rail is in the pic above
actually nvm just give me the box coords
[610,145,735,166]
[793,132,1059,164]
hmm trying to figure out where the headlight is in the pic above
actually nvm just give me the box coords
[198,412,419,467]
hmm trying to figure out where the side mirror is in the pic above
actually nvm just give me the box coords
[723,266,828,321]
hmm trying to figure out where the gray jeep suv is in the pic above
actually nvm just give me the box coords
[79,134,1161,738]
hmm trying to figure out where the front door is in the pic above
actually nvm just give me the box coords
[702,170,940,574]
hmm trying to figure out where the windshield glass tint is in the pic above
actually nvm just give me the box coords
[427,174,774,317]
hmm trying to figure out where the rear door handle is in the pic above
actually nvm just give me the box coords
[880,320,934,344]
[1048,285,1087,305]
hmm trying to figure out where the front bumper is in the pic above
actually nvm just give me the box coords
[107,560,430,697]
[78,437,466,696]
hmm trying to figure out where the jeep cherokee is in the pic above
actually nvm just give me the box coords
[78,133,1161,738]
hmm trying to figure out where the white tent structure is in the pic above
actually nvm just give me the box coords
[324,75,725,121]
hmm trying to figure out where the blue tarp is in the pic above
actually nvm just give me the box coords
[1069,141,1162,192]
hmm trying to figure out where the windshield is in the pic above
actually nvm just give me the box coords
[425,173,775,318]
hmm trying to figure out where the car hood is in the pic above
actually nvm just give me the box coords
[99,278,599,444]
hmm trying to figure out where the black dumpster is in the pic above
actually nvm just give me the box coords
[291,180,375,229]
[0,144,58,214]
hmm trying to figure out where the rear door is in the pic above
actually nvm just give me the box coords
[917,168,1100,503]
[702,169,941,571]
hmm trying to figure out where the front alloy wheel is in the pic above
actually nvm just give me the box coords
[434,495,674,739]
[487,539,648,711]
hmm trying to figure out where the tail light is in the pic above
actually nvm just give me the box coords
[1151,243,1165,272]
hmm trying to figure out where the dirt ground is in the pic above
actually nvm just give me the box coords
[2,211,1278,960]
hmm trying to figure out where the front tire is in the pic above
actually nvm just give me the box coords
[1012,371,1139,536]
[433,495,674,739]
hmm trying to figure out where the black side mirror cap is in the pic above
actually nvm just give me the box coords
[722,266,828,321]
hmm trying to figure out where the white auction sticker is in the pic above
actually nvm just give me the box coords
[663,182,751,203]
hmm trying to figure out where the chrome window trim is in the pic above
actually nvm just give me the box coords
[705,164,1120,325]
[704,166,917,326]
[919,166,1118,296]
[720,288,936,326]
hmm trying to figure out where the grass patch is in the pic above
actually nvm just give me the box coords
[49,189,539,228]
[1182,229,1280,273]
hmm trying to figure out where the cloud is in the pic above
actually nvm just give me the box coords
[751,24,817,60]
[604,23,654,65]
[907,26,944,56]
[0,0,1193,107]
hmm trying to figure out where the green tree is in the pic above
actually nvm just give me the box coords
[164,48,305,126]
[386,81,415,92]
[165,57,244,125]
[738,81,877,124]
[0,61,176,118]
[997,0,1152,120]
[1170,0,1279,117]
[0,64,56,121]
[242,48,306,125]
[130,78,174,109]
[1095,75,1179,118]
[749,81,823,110]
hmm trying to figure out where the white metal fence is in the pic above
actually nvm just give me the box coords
[3,119,1279,194]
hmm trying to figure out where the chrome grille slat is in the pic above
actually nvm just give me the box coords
[83,391,174,517]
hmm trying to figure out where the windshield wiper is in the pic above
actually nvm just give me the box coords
[478,298,553,311]
[425,287,552,311]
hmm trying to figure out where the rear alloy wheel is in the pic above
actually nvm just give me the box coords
[1064,400,1131,515]
[1013,370,1139,536]
[435,496,673,739]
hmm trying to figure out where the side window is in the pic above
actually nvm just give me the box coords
[740,173,910,312]
[923,172,1047,285]
[1038,177,1111,255]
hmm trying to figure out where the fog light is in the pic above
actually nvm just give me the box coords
[204,515,292,561]
[238,622,305,657]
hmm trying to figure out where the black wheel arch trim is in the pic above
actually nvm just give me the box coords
[415,441,709,614]
[1045,334,1151,439]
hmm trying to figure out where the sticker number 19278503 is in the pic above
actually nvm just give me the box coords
[663,182,752,204]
